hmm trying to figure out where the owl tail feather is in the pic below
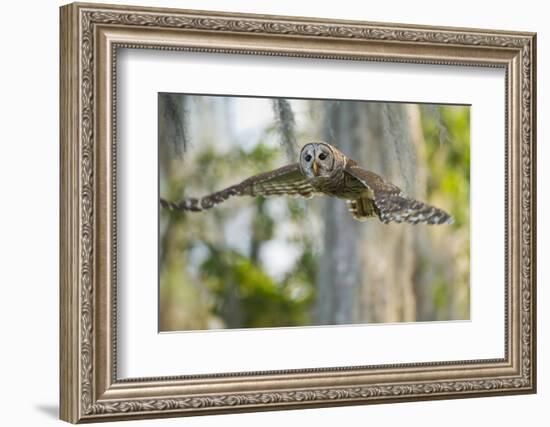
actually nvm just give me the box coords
[375,194,454,225]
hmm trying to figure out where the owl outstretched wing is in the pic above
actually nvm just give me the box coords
[161,163,316,212]
[344,164,453,225]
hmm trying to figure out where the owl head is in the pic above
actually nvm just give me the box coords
[299,142,342,178]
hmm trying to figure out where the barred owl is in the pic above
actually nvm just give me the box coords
[161,142,453,225]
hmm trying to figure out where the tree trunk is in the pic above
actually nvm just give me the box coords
[316,102,423,324]
[316,102,362,325]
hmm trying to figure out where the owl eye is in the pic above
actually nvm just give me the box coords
[318,153,327,160]
[304,154,312,162]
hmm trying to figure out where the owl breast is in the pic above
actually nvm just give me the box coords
[309,169,366,200]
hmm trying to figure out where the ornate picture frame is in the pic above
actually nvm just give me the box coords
[60,2,536,423]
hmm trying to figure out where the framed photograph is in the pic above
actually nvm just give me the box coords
[60,2,536,423]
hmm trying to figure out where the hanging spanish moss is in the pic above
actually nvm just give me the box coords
[160,93,189,158]
[381,103,416,194]
[272,98,298,160]
[421,105,450,146]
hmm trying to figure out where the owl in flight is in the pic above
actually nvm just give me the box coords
[161,142,453,225]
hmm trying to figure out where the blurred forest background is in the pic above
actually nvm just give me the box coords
[159,94,470,332]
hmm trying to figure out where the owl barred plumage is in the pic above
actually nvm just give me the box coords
[161,142,453,225]
[160,164,315,212]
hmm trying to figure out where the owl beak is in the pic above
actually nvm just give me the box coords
[312,160,319,176]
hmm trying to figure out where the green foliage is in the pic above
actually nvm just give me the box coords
[421,105,470,319]
[160,135,316,330]
[200,245,313,328]
[429,273,450,317]
[421,106,470,228]
[192,142,316,328]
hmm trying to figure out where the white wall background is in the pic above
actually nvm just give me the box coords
[0,0,545,426]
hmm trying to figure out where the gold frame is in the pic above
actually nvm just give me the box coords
[60,2,537,423]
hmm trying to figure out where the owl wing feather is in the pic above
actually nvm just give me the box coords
[161,163,316,212]
[344,165,453,225]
